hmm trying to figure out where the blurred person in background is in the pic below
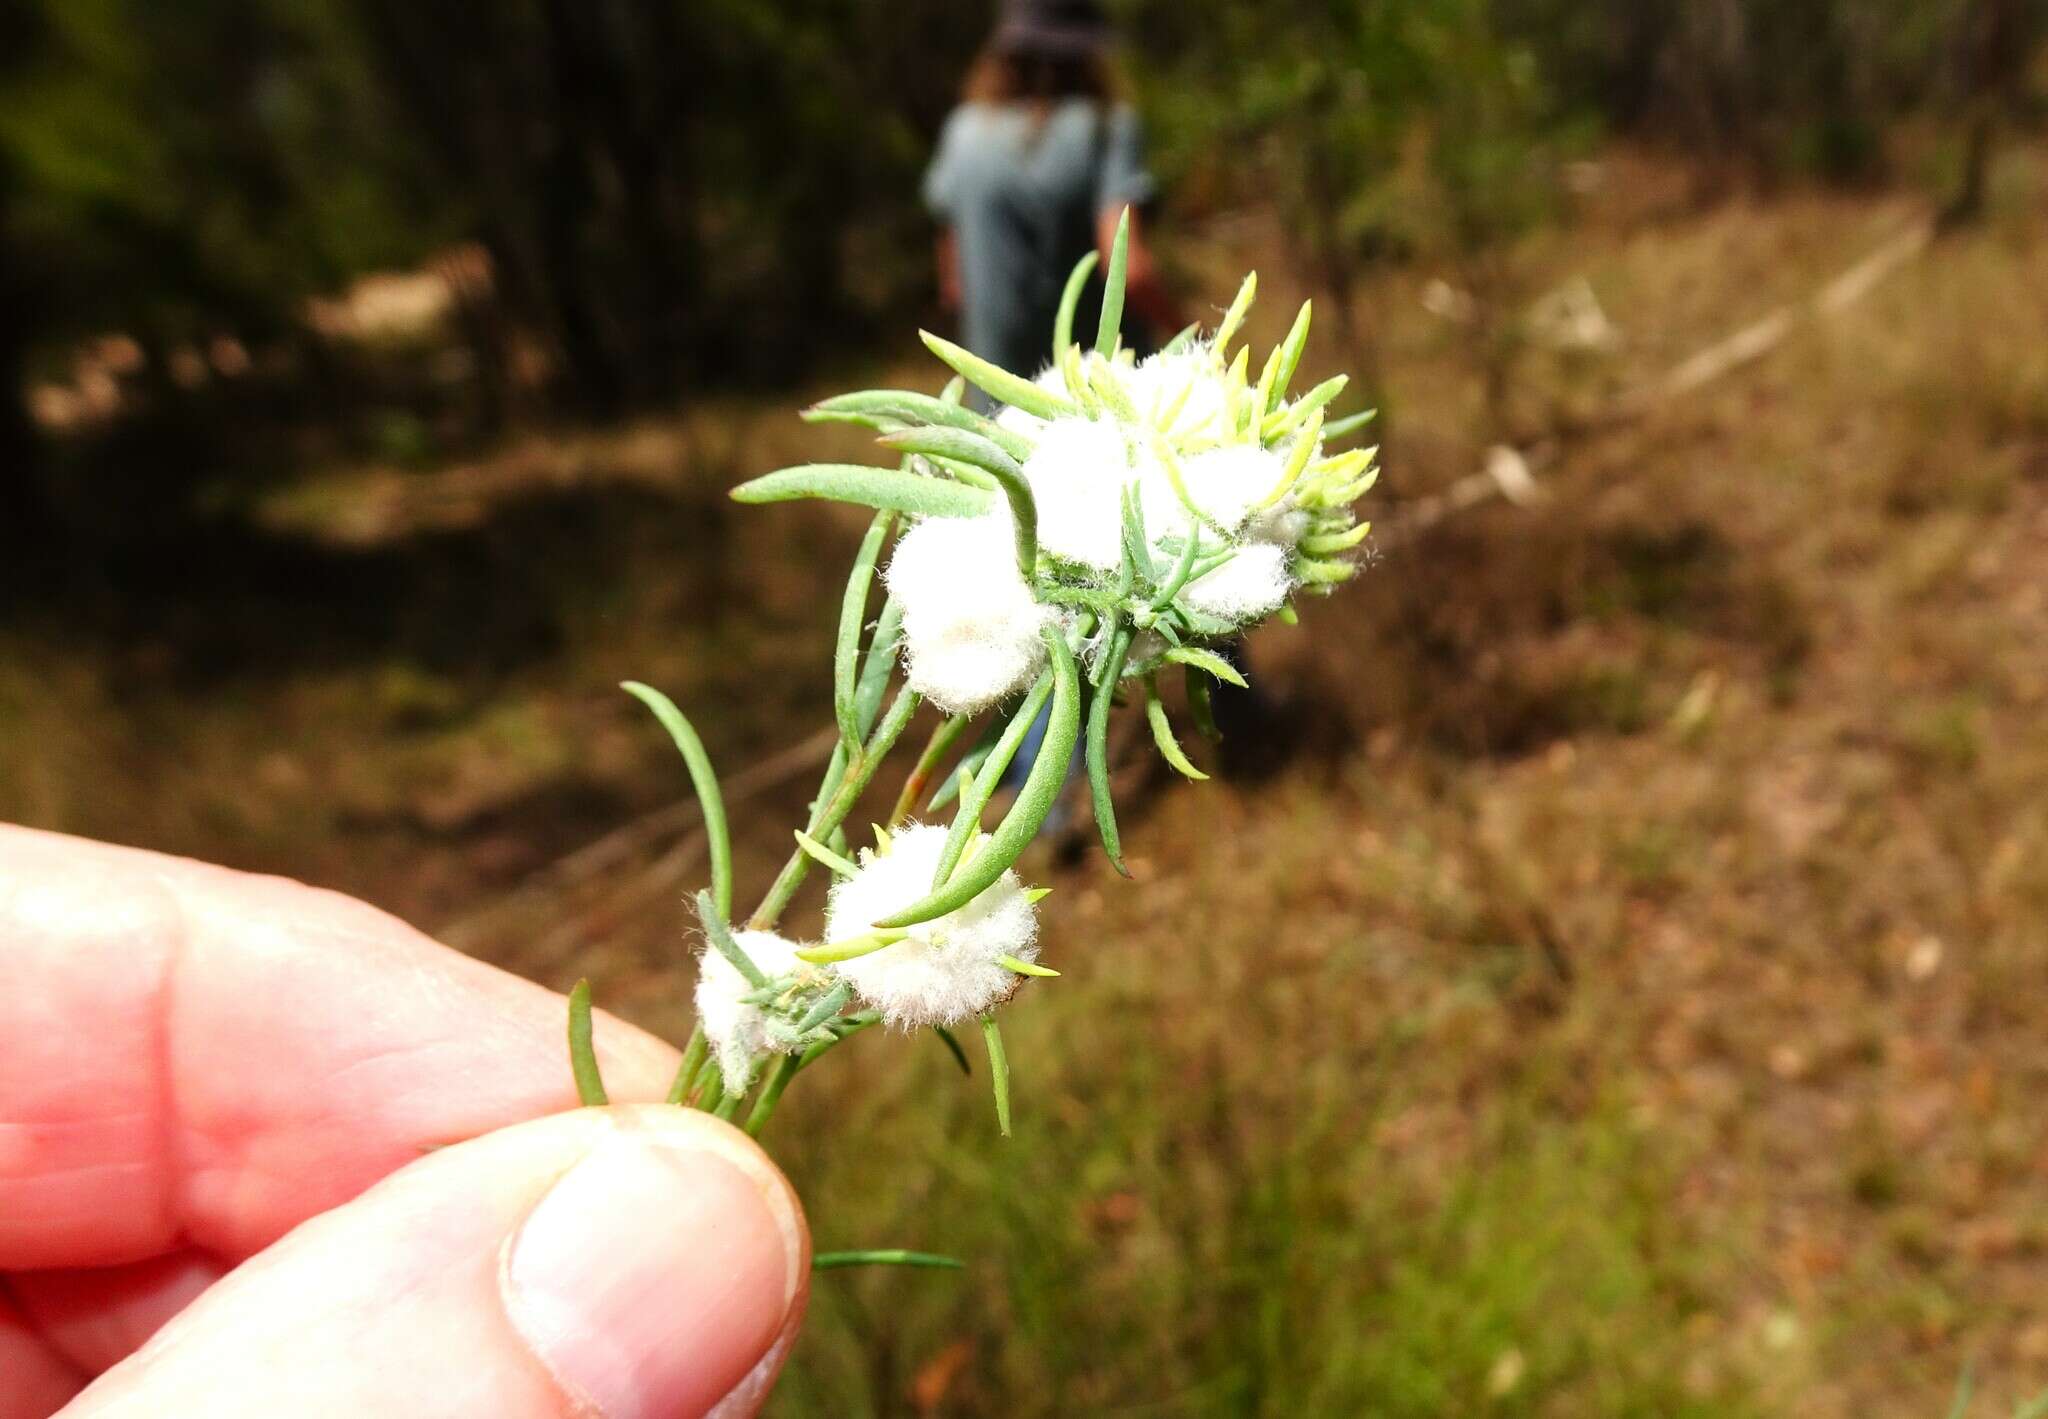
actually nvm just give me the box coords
[924,0,1181,394]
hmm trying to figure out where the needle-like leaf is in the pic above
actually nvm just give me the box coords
[1054,249,1100,359]
[982,1014,1012,1137]
[879,629,1081,927]
[922,330,1075,418]
[1096,207,1130,356]
[567,979,609,1107]
[733,464,993,519]
[932,1024,973,1076]
[620,681,732,920]
[813,1250,965,1271]
[833,511,894,752]
[1144,677,1209,781]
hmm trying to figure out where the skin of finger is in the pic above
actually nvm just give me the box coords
[0,825,681,1271]
[58,1106,807,1419]
[9,1252,225,1379]
[0,1291,84,1419]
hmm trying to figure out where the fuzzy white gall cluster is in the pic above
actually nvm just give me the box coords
[1020,417,1131,570]
[823,823,1040,1028]
[1180,541,1294,621]
[695,928,807,1092]
[1123,347,1231,440]
[1139,441,1292,542]
[886,513,1058,715]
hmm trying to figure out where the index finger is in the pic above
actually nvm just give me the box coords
[0,825,683,1271]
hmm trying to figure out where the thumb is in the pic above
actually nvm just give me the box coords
[62,1106,808,1419]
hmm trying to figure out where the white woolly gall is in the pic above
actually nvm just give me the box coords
[1122,348,1230,439]
[695,928,807,1093]
[1180,541,1294,623]
[885,514,1058,716]
[823,822,1041,1028]
[1020,417,1133,571]
[1134,441,1288,546]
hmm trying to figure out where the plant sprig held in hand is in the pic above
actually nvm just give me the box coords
[570,212,1379,1252]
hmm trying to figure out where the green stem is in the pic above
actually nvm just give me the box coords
[930,671,1056,888]
[743,1054,799,1137]
[751,685,921,929]
[567,979,609,1106]
[666,1024,706,1106]
[890,713,970,827]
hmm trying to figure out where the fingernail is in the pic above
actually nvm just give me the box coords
[505,1131,802,1418]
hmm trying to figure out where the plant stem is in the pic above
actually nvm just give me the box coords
[666,1024,706,1106]
[743,1054,798,1136]
[750,685,921,930]
[889,713,970,827]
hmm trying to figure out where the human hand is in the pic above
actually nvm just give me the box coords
[0,825,808,1418]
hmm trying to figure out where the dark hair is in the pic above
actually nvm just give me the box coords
[961,45,1118,105]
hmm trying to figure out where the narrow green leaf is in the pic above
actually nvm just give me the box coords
[1119,482,1156,586]
[878,427,1037,575]
[933,1024,973,1076]
[1213,270,1258,351]
[1145,678,1209,781]
[698,890,769,988]
[1165,645,1248,688]
[1054,249,1100,359]
[1087,623,1135,876]
[1261,372,1343,446]
[797,929,910,965]
[793,829,860,878]
[1159,321,1202,356]
[1096,207,1130,355]
[813,1249,966,1271]
[834,512,894,751]
[1263,374,1347,443]
[1267,300,1314,414]
[982,1014,1013,1137]
[1149,529,1206,611]
[879,629,1081,928]
[998,954,1059,977]
[1024,886,1053,904]
[804,390,1034,462]
[733,464,993,519]
[927,718,1001,812]
[854,600,904,736]
[1301,520,1373,554]
[620,682,732,921]
[794,981,853,1035]
[930,668,1057,887]
[921,330,1075,419]
[1256,407,1325,511]
[567,979,609,1106]
[1323,407,1378,441]
[1295,555,1358,585]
